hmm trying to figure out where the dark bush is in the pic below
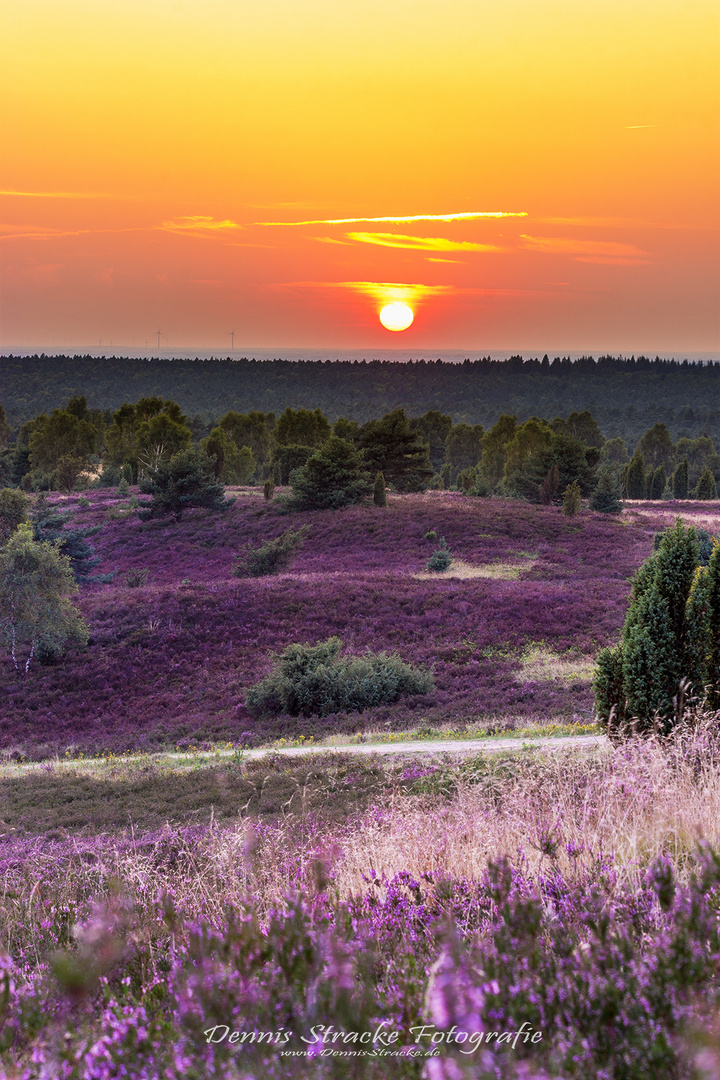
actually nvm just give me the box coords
[427,536,452,571]
[125,567,150,588]
[245,636,434,717]
[233,526,310,578]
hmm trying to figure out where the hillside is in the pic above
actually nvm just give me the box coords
[4,488,714,761]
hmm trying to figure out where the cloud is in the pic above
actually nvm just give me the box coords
[0,223,142,241]
[253,210,527,227]
[345,232,503,252]
[158,215,243,238]
[275,280,455,305]
[521,234,649,261]
[0,189,119,199]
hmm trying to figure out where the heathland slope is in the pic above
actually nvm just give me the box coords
[5,488,706,760]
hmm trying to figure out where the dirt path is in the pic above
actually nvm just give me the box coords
[0,734,607,775]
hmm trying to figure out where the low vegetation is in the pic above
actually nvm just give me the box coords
[245,636,434,717]
[2,709,720,1077]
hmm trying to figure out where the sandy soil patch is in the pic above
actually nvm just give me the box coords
[514,645,596,684]
[414,557,538,580]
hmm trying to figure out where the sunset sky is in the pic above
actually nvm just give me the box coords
[1,0,718,353]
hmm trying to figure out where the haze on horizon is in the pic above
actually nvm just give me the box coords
[1,0,718,354]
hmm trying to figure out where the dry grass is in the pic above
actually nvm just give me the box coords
[3,708,720,950]
[336,711,720,895]
[414,556,538,580]
[514,644,596,684]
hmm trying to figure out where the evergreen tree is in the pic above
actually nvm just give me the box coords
[373,471,387,507]
[589,465,623,513]
[650,465,667,500]
[594,520,708,735]
[694,467,718,500]
[637,422,675,471]
[0,522,89,674]
[287,436,372,510]
[138,450,233,522]
[409,411,453,471]
[672,458,689,499]
[357,409,433,492]
[562,480,581,516]
[31,495,114,584]
[444,423,484,483]
[478,414,518,490]
[624,452,646,498]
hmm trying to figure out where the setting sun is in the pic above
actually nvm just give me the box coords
[379,303,414,332]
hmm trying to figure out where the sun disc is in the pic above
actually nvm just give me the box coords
[379,302,414,331]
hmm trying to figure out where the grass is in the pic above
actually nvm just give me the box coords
[514,644,597,684]
[413,556,539,580]
[0,722,601,834]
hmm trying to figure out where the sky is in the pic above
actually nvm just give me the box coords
[1,0,718,354]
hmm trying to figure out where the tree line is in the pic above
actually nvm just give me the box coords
[0,395,717,507]
[1,353,719,446]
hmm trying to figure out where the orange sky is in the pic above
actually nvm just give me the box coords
[1,0,718,352]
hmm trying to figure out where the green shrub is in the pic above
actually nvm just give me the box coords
[117,478,129,497]
[562,479,581,516]
[263,478,275,501]
[427,541,453,572]
[233,526,310,578]
[245,636,433,717]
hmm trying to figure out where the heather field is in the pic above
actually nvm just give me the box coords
[5,489,714,760]
[3,490,720,1079]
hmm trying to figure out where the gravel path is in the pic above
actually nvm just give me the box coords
[0,734,608,774]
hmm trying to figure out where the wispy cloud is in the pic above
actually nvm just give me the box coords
[158,215,243,238]
[253,210,527,227]
[276,280,455,305]
[345,232,503,252]
[521,234,649,261]
[0,223,142,241]
[0,189,119,199]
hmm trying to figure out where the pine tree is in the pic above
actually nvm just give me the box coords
[287,437,372,510]
[589,466,623,513]
[672,458,689,500]
[31,495,114,584]
[373,471,387,507]
[138,450,233,522]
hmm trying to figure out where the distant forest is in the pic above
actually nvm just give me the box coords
[1,353,719,445]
